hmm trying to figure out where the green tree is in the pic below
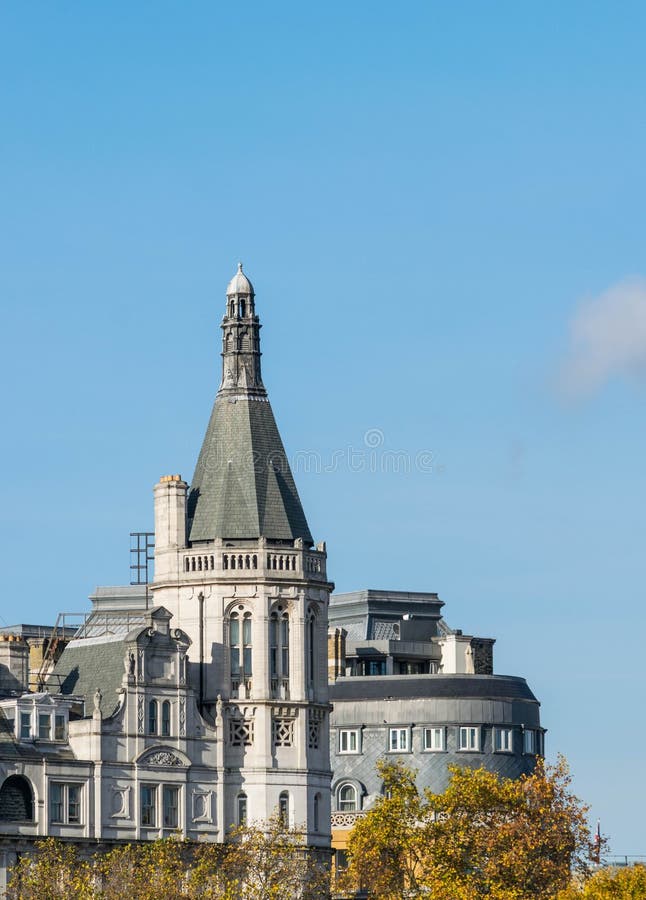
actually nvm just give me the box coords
[346,756,593,900]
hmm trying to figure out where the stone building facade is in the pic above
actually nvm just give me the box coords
[0,265,544,889]
[327,590,544,862]
[0,265,333,889]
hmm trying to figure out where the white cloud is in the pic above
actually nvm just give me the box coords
[559,279,646,397]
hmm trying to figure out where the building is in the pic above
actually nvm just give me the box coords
[0,265,333,889]
[0,264,543,889]
[327,589,544,861]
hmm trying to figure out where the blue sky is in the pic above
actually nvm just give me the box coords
[1,1,646,853]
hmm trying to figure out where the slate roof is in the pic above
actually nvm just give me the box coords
[329,674,538,703]
[187,396,313,544]
[49,637,127,717]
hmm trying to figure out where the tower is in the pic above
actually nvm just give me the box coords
[151,265,333,847]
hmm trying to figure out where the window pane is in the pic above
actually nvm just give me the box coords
[141,786,156,827]
[54,715,65,741]
[243,647,252,677]
[68,785,81,824]
[230,617,240,646]
[148,701,157,735]
[242,616,252,645]
[162,702,171,737]
[50,783,64,822]
[39,714,51,739]
[237,793,247,825]
[163,786,179,828]
[20,712,31,739]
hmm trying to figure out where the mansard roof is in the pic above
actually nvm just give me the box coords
[49,637,127,718]
[329,673,538,703]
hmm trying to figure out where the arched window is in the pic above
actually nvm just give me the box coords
[230,612,252,691]
[337,783,358,812]
[0,775,34,821]
[307,610,317,688]
[278,791,289,827]
[239,299,246,317]
[161,700,171,737]
[148,700,158,735]
[237,792,247,826]
[313,793,321,832]
[270,610,290,696]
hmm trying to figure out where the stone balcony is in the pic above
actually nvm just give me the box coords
[179,545,328,582]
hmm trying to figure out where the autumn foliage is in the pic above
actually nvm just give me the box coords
[344,756,594,900]
[6,817,329,900]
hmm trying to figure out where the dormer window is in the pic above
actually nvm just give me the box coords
[20,712,31,740]
[38,713,51,740]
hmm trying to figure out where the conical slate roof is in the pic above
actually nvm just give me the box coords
[186,265,313,545]
[187,396,312,543]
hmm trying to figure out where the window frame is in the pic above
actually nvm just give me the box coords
[523,728,537,755]
[337,782,358,812]
[140,784,157,827]
[20,711,31,740]
[162,785,179,829]
[423,726,445,752]
[161,701,171,737]
[38,712,51,740]
[458,725,481,752]
[338,727,360,754]
[50,781,82,825]
[237,791,247,826]
[388,726,409,752]
[494,727,513,753]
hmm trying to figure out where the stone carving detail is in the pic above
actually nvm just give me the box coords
[272,716,294,748]
[137,648,145,682]
[179,697,186,737]
[308,708,325,750]
[229,717,253,747]
[142,750,183,767]
[137,695,144,734]
[331,811,365,828]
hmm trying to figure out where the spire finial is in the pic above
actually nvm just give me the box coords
[237,261,243,273]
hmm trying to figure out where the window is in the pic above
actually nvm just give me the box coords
[313,793,321,832]
[523,729,537,754]
[141,785,156,827]
[237,792,247,826]
[20,712,31,740]
[278,791,289,827]
[38,713,51,740]
[458,726,480,751]
[339,728,360,754]
[148,700,158,735]
[54,715,65,741]
[367,660,386,675]
[337,783,358,812]
[161,701,171,737]
[50,783,81,825]
[495,727,513,752]
[307,613,316,687]
[270,611,290,696]
[163,786,179,828]
[0,775,33,821]
[230,613,253,688]
[389,727,408,752]
[424,727,445,751]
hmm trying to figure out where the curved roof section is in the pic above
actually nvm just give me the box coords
[329,674,538,703]
[226,262,254,296]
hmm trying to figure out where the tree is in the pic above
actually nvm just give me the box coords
[557,864,646,899]
[346,756,593,900]
[6,819,329,900]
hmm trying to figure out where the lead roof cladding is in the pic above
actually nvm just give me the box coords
[187,265,313,545]
[328,674,538,702]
